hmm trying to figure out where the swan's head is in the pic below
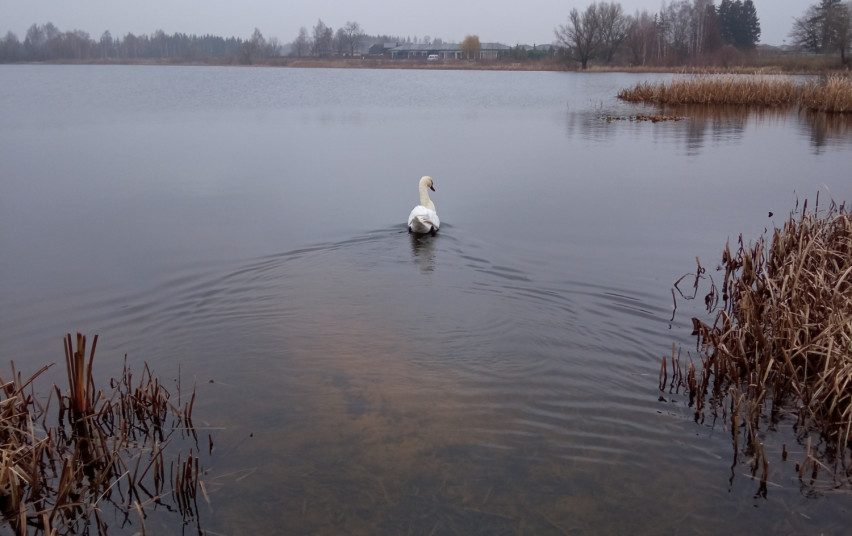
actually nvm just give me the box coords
[420,175,436,192]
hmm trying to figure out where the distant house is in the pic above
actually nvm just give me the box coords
[520,44,556,54]
[368,42,399,57]
[389,42,511,60]
[516,44,557,59]
[477,43,512,59]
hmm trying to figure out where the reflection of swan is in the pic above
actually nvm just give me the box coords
[407,176,440,236]
[409,231,437,273]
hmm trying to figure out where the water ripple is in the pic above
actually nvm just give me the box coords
[2,226,699,496]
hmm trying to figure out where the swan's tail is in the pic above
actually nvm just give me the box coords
[409,216,434,234]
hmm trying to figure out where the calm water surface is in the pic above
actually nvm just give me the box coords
[1,65,851,534]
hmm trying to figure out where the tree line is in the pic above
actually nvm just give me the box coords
[288,19,449,58]
[555,0,851,69]
[1,2,850,67]
[0,19,412,63]
[555,0,761,69]
[0,22,283,64]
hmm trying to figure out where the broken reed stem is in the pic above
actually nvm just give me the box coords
[1,333,204,535]
[618,75,852,113]
[63,333,98,417]
[667,198,852,488]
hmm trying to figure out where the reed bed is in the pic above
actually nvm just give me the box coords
[619,75,852,113]
[664,198,852,490]
[801,76,852,113]
[1,333,204,535]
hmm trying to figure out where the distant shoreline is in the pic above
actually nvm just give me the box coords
[4,57,846,75]
[6,57,566,72]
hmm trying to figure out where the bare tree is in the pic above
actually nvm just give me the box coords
[688,0,722,56]
[241,27,266,64]
[24,24,46,60]
[333,27,346,55]
[342,21,364,56]
[555,4,601,69]
[293,27,309,57]
[597,2,630,63]
[460,34,481,59]
[311,19,333,57]
[99,30,113,58]
[662,1,693,63]
[0,31,21,61]
[625,10,656,65]
[265,37,281,57]
[791,0,851,65]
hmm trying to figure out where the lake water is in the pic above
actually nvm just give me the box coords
[1,65,850,534]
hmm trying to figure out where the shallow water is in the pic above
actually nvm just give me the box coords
[1,65,850,534]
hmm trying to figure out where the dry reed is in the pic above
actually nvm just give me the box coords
[619,75,852,113]
[665,198,852,489]
[1,333,205,535]
[801,76,852,113]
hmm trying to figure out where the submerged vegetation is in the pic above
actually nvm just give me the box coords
[601,113,686,123]
[0,334,204,535]
[619,75,852,113]
[664,198,852,491]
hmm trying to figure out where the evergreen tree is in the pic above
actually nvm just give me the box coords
[738,0,761,48]
[718,0,761,48]
[717,0,736,44]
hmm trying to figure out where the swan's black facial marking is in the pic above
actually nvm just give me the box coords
[429,184,436,192]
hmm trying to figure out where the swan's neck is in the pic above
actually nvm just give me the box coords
[419,186,435,211]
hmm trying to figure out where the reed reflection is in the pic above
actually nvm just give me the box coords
[798,111,852,151]
[579,103,851,153]
[564,110,619,142]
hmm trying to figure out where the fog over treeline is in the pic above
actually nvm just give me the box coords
[0,20,415,64]
[1,1,848,67]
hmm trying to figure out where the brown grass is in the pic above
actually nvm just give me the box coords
[801,76,852,113]
[665,198,852,490]
[619,75,852,113]
[587,65,799,75]
[1,333,205,535]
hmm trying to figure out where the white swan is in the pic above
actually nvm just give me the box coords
[407,176,440,235]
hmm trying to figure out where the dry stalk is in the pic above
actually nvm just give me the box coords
[667,198,852,489]
[619,75,852,113]
[1,333,206,535]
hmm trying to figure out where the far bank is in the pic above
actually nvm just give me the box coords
[6,56,851,75]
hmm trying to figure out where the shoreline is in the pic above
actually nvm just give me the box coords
[3,57,848,75]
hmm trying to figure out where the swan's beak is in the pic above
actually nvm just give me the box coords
[430,184,436,192]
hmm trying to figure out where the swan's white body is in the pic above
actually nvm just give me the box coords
[407,176,440,235]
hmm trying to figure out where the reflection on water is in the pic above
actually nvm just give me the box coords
[409,231,437,273]
[8,227,841,534]
[799,110,852,151]
[571,102,852,155]
[663,104,852,153]
[1,66,851,534]
[87,230,700,533]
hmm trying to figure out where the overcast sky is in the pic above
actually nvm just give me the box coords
[1,1,809,46]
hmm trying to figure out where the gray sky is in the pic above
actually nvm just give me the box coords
[1,1,809,46]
